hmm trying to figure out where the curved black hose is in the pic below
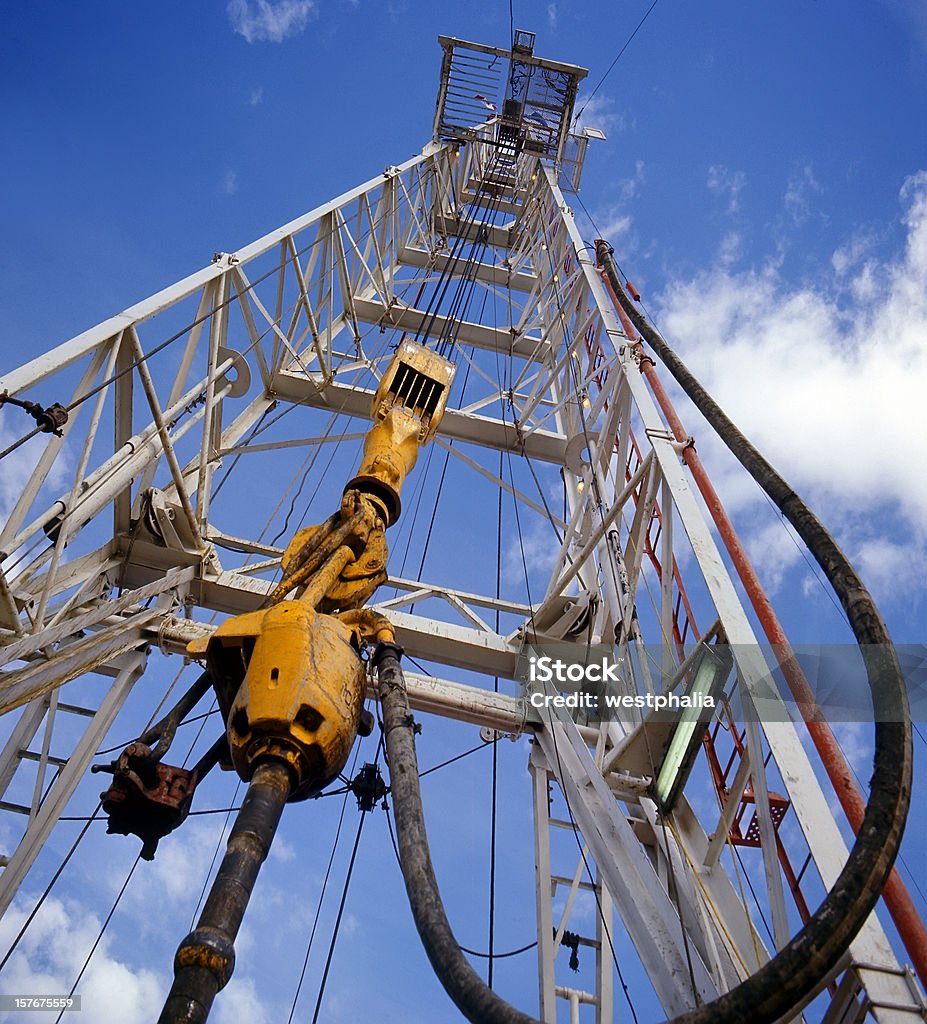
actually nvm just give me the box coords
[375,643,541,1024]
[597,240,912,1024]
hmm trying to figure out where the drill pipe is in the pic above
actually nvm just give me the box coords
[158,760,292,1024]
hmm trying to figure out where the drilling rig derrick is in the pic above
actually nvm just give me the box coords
[0,27,923,1024]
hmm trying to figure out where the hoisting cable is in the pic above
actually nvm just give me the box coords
[414,149,508,360]
[571,0,662,130]
[0,169,406,471]
[52,856,141,1024]
[409,148,503,352]
[597,240,913,1024]
[488,448,503,988]
[286,740,365,1023]
[309,796,367,1024]
[0,658,213,973]
[0,814,99,973]
[462,939,538,959]
[0,241,308,463]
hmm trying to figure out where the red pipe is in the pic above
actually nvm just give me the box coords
[599,263,927,987]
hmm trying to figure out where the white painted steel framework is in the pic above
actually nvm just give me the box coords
[0,59,924,1023]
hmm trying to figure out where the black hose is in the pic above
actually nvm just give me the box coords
[375,643,542,1024]
[597,240,912,1024]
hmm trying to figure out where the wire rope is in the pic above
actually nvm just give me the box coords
[286,741,364,1023]
[307,811,366,1024]
[572,0,662,129]
[306,733,386,1024]
[52,856,141,1024]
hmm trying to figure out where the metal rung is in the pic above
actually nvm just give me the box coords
[853,962,927,1020]
[856,963,909,978]
[57,702,96,718]
[552,874,596,893]
[20,750,68,768]
[864,1000,926,1015]
[0,800,31,815]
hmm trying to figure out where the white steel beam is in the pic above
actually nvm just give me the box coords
[398,245,537,292]
[351,297,547,361]
[270,373,569,463]
[0,649,148,917]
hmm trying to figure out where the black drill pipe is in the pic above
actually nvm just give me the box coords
[158,760,293,1024]
[596,239,912,1024]
[375,643,541,1024]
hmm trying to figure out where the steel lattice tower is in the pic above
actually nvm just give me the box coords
[0,31,924,1024]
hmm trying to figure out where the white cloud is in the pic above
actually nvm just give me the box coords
[616,159,646,202]
[595,211,632,246]
[269,833,296,862]
[707,164,746,214]
[547,3,558,29]
[832,232,873,277]
[580,163,642,248]
[784,163,823,224]
[573,93,625,137]
[227,0,315,44]
[851,535,925,602]
[718,230,742,267]
[504,517,558,584]
[213,974,274,1024]
[0,894,166,1024]
[0,416,69,534]
[830,721,873,772]
[124,819,231,910]
[221,169,239,196]
[657,170,927,604]
[744,520,805,596]
[247,85,265,107]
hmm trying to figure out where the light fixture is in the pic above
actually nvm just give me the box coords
[654,643,732,813]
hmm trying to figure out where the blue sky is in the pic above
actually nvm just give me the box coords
[2,1,927,1021]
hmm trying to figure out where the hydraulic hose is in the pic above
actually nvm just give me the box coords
[596,240,913,1024]
[375,642,542,1024]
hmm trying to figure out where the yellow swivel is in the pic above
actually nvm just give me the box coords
[188,340,456,800]
[230,605,362,799]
